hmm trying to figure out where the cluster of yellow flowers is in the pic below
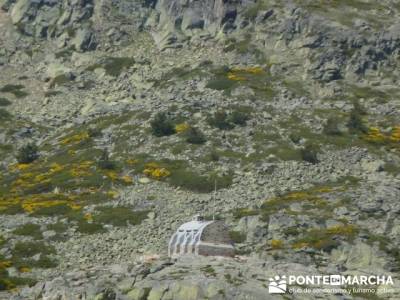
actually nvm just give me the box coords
[175,123,190,133]
[60,131,89,145]
[143,162,171,180]
[9,163,32,172]
[0,193,80,213]
[364,126,400,146]
[70,161,93,177]
[9,163,65,194]
[326,225,357,236]
[390,126,400,143]
[270,239,284,249]
[227,66,264,81]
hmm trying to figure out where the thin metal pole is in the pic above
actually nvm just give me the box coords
[213,179,217,220]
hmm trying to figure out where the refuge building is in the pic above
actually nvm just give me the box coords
[168,215,235,257]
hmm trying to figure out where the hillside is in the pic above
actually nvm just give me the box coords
[0,0,400,299]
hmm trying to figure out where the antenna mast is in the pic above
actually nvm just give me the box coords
[213,179,217,220]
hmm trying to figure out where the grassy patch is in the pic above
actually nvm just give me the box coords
[0,97,11,106]
[292,225,358,251]
[76,220,105,234]
[12,241,55,257]
[0,108,12,121]
[13,223,43,240]
[232,208,259,219]
[94,206,149,227]
[201,265,217,277]
[168,168,233,193]
[0,84,28,98]
[86,57,135,77]
[229,230,246,243]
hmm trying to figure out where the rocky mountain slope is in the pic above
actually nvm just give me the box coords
[0,0,400,299]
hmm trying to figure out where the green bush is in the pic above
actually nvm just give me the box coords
[94,207,149,227]
[205,78,235,91]
[31,204,73,216]
[229,110,250,126]
[185,127,206,144]
[12,241,55,258]
[97,150,117,170]
[0,84,28,98]
[0,97,11,106]
[16,143,39,164]
[76,220,105,234]
[347,110,367,133]
[13,223,43,240]
[0,108,11,121]
[208,111,234,130]
[301,144,319,164]
[169,169,232,193]
[229,230,246,243]
[150,112,176,137]
[323,117,341,135]
[88,127,102,138]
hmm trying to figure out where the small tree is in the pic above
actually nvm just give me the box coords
[323,117,341,135]
[97,150,116,170]
[301,144,319,164]
[229,110,250,126]
[347,110,367,133]
[185,127,206,144]
[208,111,234,130]
[150,112,176,137]
[16,143,39,164]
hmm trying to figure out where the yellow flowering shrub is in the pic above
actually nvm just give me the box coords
[389,126,400,143]
[9,163,31,172]
[105,170,118,181]
[227,66,264,81]
[175,123,190,133]
[70,161,93,177]
[84,213,93,222]
[271,239,284,249]
[143,162,170,180]
[364,125,400,147]
[49,163,64,173]
[107,190,119,198]
[227,72,246,81]
[0,260,12,268]
[126,158,138,165]
[60,132,89,145]
[363,127,386,144]
[18,267,31,273]
[326,225,357,236]
[120,175,133,184]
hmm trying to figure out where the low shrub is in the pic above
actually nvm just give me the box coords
[185,127,206,144]
[208,111,234,130]
[323,117,341,135]
[301,144,319,164]
[94,207,149,227]
[0,108,11,120]
[76,220,105,234]
[150,112,176,137]
[347,110,367,133]
[229,230,246,243]
[13,223,43,240]
[12,241,55,258]
[0,84,28,98]
[169,169,232,193]
[97,150,117,170]
[229,110,250,126]
[0,97,11,106]
[16,143,39,164]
